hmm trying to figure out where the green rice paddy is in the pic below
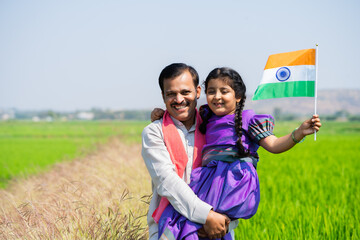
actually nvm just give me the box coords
[0,120,148,188]
[235,121,360,239]
[0,120,359,239]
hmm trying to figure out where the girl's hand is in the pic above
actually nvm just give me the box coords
[260,115,322,153]
[298,114,322,136]
[150,108,165,122]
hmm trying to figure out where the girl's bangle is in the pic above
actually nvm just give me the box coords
[291,128,305,144]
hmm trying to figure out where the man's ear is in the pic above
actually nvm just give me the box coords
[196,86,201,99]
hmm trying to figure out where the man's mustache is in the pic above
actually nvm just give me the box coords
[171,101,189,107]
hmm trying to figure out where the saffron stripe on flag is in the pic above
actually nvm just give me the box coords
[264,49,315,69]
[252,81,315,100]
[261,65,315,84]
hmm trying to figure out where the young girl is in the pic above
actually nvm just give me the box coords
[157,67,321,240]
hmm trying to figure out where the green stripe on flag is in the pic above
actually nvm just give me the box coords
[252,81,315,100]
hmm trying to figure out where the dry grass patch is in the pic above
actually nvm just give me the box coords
[0,138,151,240]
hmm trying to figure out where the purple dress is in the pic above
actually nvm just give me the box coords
[158,109,274,240]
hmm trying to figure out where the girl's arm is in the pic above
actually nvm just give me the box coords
[259,114,321,154]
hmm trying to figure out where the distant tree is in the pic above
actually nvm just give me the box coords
[47,110,58,119]
[348,115,360,121]
[272,107,297,121]
[273,107,282,119]
[334,110,349,118]
[280,114,297,121]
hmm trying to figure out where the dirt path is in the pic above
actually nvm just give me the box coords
[0,138,151,239]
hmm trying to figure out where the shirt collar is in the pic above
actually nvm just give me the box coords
[170,115,197,133]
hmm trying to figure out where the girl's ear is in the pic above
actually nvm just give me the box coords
[236,97,241,103]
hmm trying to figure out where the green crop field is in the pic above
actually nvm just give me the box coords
[235,121,360,239]
[0,120,148,188]
[0,120,359,239]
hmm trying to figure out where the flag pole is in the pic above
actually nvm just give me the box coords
[314,44,319,140]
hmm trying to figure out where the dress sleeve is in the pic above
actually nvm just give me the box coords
[245,111,275,143]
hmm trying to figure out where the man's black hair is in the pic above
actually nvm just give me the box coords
[158,63,199,93]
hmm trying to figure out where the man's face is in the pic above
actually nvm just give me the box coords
[162,70,201,130]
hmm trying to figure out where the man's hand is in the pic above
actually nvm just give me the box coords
[150,108,165,122]
[197,227,207,238]
[203,210,230,239]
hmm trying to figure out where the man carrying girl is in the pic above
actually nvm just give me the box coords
[142,64,321,240]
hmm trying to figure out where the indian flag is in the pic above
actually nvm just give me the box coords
[252,48,316,100]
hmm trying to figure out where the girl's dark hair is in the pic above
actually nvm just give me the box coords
[200,67,249,157]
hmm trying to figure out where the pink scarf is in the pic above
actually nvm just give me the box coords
[152,109,205,223]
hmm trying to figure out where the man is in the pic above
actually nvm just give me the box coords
[142,63,237,239]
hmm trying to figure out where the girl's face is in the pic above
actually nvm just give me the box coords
[206,78,241,116]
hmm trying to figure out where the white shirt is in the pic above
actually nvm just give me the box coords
[142,116,237,240]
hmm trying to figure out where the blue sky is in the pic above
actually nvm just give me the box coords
[1,0,359,111]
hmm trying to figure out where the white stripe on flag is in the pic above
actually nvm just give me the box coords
[260,65,315,84]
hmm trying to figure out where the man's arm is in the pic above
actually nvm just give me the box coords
[142,122,212,224]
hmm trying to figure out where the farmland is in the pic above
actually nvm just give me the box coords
[0,120,359,239]
[235,121,360,239]
[0,121,147,188]
[0,120,150,239]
